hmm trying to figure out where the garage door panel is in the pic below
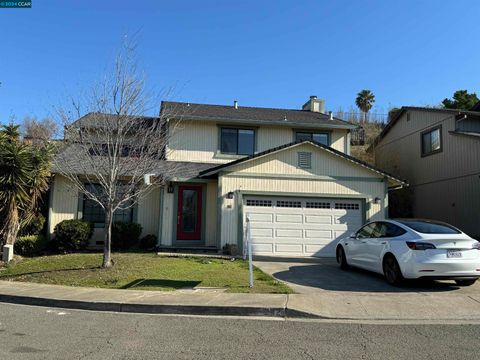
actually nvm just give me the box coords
[275,244,303,254]
[304,215,332,224]
[252,243,274,253]
[251,228,274,238]
[275,214,303,223]
[275,228,303,238]
[305,242,337,256]
[248,213,273,223]
[304,229,332,239]
[334,215,361,225]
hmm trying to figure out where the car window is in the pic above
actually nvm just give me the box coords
[396,220,460,234]
[356,223,376,239]
[373,222,407,238]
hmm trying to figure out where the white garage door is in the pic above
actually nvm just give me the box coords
[244,196,363,257]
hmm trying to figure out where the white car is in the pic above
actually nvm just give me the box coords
[336,219,480,286]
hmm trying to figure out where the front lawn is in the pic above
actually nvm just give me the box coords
[0,253,292,294]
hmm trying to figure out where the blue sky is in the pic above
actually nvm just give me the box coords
[1,0,479,123]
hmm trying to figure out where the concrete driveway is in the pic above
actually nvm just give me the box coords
[254,256,480,320]
[254,256,480,295]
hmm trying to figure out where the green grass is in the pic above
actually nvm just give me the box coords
[0,253,292,294]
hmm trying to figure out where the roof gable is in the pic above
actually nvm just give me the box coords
[199,140,407,186]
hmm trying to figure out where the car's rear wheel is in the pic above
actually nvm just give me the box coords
[336,246,349,270]
[383,254,404,286]
[455,279,477,286]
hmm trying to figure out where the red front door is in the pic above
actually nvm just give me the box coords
[177,185,202,240]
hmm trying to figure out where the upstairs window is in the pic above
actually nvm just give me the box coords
[421,126,442,157]
[295,131,330,146]
[220,128,255,155]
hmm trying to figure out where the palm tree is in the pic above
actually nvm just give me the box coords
[0,125,54,249]
[355,90,375,123]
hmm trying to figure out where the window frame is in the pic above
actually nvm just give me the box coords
[82,184,134,228]
[219,127,256,156]
[294,130,331,146]
[420,125,442,157]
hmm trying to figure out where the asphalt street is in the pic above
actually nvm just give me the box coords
[0,303,479,360]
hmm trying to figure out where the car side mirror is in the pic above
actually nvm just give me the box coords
[349,232,357,239]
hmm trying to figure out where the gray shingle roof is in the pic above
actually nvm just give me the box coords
[52,143,217,180]
[71,113,163,129]
[161,101,357,129]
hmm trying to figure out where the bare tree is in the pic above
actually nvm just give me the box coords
[22,116,59,143]
[55,40,182,268]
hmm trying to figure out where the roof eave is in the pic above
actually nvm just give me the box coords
[166,115,357,130]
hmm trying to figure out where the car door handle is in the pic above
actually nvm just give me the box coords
[361,241,367,243]
[381,241,387,244]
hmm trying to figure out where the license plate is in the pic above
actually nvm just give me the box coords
[447,250,462,258]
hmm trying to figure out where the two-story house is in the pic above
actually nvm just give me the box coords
[48,96,405,257]
[372,106,480,239]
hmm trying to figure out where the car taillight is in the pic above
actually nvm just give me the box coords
[406,241,436,250]
[472,241,480,250]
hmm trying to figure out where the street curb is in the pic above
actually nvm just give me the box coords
[0,293,322,319]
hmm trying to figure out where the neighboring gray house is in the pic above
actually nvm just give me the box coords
[372,106,480,238]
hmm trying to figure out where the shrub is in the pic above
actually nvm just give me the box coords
[53,219,93,251]
[14,234,47,257]
[112,222,142,250]
[223,244,239,256]
[139,234,157,250]
[19,214,46,236]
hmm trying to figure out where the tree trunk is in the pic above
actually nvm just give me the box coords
[2,198,20,247]
[102,206,113,268]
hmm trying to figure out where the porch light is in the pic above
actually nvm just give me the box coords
[226,191,234,199]
[167,183,174,193]
[373,197,381,204]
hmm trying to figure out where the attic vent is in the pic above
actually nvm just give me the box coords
[298,152,312,169]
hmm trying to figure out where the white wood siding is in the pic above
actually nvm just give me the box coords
[137,187,161,236]
[48,175,78,236]
[167,119,348,163]
[375,110,480,237]
[160,188,175,246]
[228,143,378,178]
[205,182,218,246]
[49,176,162,241]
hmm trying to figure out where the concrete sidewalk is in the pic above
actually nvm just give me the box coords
[2,280,480,320]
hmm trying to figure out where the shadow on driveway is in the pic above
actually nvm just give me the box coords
[254,257,464,293]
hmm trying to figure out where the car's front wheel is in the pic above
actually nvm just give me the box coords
[336,246,349,270]
[383,254,404,286]
[455,279,477,286]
